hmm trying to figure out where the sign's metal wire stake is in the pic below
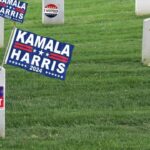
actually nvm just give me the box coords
[1,27,16,68]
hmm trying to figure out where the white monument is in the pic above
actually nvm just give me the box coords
[0,67,5,138]
[0,17,4,48]
[136,0,150,16]
[42,0,64,24]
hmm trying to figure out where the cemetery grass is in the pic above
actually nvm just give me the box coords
[0,0,150,149]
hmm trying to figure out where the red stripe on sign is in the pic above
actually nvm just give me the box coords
[15,42,33,50]
[49,55,68,63]
[14,42,33,52]
[49,53,69,63]
[0,96,4,108]
[0,2,6,7]
[15,7,25,14]
[50,53,69,61]
[14,45,33,53]
[14,43,33,53]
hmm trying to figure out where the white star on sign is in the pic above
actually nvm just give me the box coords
[46,53,49,57]
[39,50,44,56]
[33,49,37,53]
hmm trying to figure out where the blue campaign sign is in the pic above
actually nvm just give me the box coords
[0,0,28,23]
[5,28,75,80]
[0,86,4,108]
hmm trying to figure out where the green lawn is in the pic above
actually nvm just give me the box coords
[0,0,150,149]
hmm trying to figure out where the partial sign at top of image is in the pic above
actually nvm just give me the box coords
[0,0,28,23]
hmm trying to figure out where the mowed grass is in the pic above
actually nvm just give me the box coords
[0,0,150,149]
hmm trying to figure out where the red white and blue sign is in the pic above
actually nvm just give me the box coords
[5,28,75,80]
[0,87,4,109]
[44,4,59,18]
[0,0,28,23]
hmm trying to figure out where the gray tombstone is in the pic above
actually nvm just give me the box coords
[0,17,4,48]
[0,67,5,138]
[136,0,150,16]
[142,18,150,66]
[42,0,64,24]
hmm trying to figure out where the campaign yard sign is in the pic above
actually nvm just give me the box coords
[0,0,28,23]
[5,28,74,80]
[0,87,4,109]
